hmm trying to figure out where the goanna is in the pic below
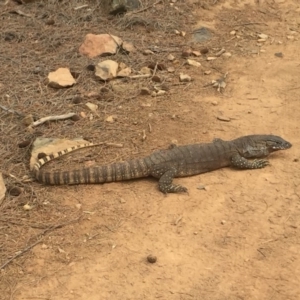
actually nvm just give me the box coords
[32,134,292,194]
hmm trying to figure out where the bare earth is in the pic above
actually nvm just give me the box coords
[1,0,300,299]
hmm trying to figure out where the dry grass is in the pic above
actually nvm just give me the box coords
[0,0,219,297]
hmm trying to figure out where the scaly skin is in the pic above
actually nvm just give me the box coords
[32,134,292,193]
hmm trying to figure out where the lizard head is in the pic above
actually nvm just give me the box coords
[258,135,292,152]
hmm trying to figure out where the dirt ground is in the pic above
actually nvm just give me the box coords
[0,0,299,299]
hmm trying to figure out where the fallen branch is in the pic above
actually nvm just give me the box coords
[0,104,24,117]
[30,112,76,128]
[0,216,82,270]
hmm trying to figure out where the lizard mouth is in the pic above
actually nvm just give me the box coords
[272,142,292,150]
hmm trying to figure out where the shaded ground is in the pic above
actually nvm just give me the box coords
[0,0,299,299]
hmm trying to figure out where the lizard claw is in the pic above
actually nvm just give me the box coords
[253,159,269,168]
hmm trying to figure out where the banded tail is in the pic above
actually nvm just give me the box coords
[32,142,151,185]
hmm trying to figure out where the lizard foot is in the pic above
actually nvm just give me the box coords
[159,183,188,194]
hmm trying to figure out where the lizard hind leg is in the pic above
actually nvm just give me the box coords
[156,167,188,194]
[231,154,269,169]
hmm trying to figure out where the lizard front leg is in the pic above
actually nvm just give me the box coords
[151,166,187,194]
[231,154,269,169]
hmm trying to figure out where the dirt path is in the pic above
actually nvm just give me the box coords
[1,0,299,299]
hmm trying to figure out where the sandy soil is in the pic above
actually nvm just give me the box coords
[1,0,299,299]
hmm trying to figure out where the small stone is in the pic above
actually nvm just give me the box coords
[71,115,80,122]
[72,95,82,104]
[204,70,211,75]
[180,31,186,37]
[179,73,191,82]
[222,52,232,58]
[257,38,267,42]
[23,204,32,211]
[192,51,201,57]
[143,49,154,55]
[182,49,192,57]
[152,75,162,83]
[187,59,201,67]
[122,41,136,53]
[230,30,236,35]
[18,140,31,148]
[200,47,209,54]
[79,33,122,58]
[147,255,157,264]
[9,186,22,196]
[86,64,95,71]
[155,90,166,96]
[167,67,175,73]
[221,220,226,225]
[95,60,118,81]
[260,49,266,53]
[45,19,55,26]
[217,116,231,122]
[22,115,34,126]
[275,52,283,58]
[85,102,98,112]
[117,67,131,77]
[207,57,217,61]
[75,203,82,209]
[174,29,180,35]
[48,68,76,88]
[167,54,175,61]
[140,67,152,75]
[211,101,218,105]
[258,33,268,39]
[287,35,294,40]
[105,115,115,123]
[140,88,151,95]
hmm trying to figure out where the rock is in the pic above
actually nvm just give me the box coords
[222,52,232,58]
[9,186,22,196]
[167,67,175,73]
[200,47,209,54]
[187,59,201,67]
[258,33,268,39]
[179,73,192,82]
[143,49,154,55]
[140,88,151,95]
[275,52,283,58]
[204,70,211,75]
[95,60,118,80]
[217,116,231,122]
[79,33,122,58]
[230,30,236,35]
[140,67,152,75]
[152,75,161,83]
[182,49,192,57]
[85,102,98,112]
[192,51,201,57]
[147,254,157,263]
[102,0,141,15]
[167,54,175,61]
[121,41,136,53]
[193,27,212,42]
[155,90,166,96]
[105,116,115,123]
[117,67,132,77]
[48,68,76,88]
[180,31,186,37]
[207,57,217,61]
[72,95,82,104]
[18,140,31,148]
[0,173,6,204]
[22,114,34,126]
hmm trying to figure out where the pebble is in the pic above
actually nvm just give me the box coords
[187,59,201,67]
[204,70,211,75]
[179,73,192,82]
[167,67,175,73]
[222,52,232,58]
[167,54,175,61]
[192,51,201,57]
[258,33,268,39]
[18,140,31,148]
[207,57,217,61]
[217,116,231,122]
[275,52,283,58]
[230,30,236,35]
[9,186,23,196]
[147,255,157,264]
[140,87,151,95]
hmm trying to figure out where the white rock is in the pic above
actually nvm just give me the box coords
[222,52,232,58]
[207,57,217,61]
[230,30,236,35]
[117,67,132,77]
[179,73,192,82]
[167,54,175,61]
[85,102,98,112]
[187,59,201,67]
[48,68,76,88]
[95,60,118,80]
[258,33,268,39]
